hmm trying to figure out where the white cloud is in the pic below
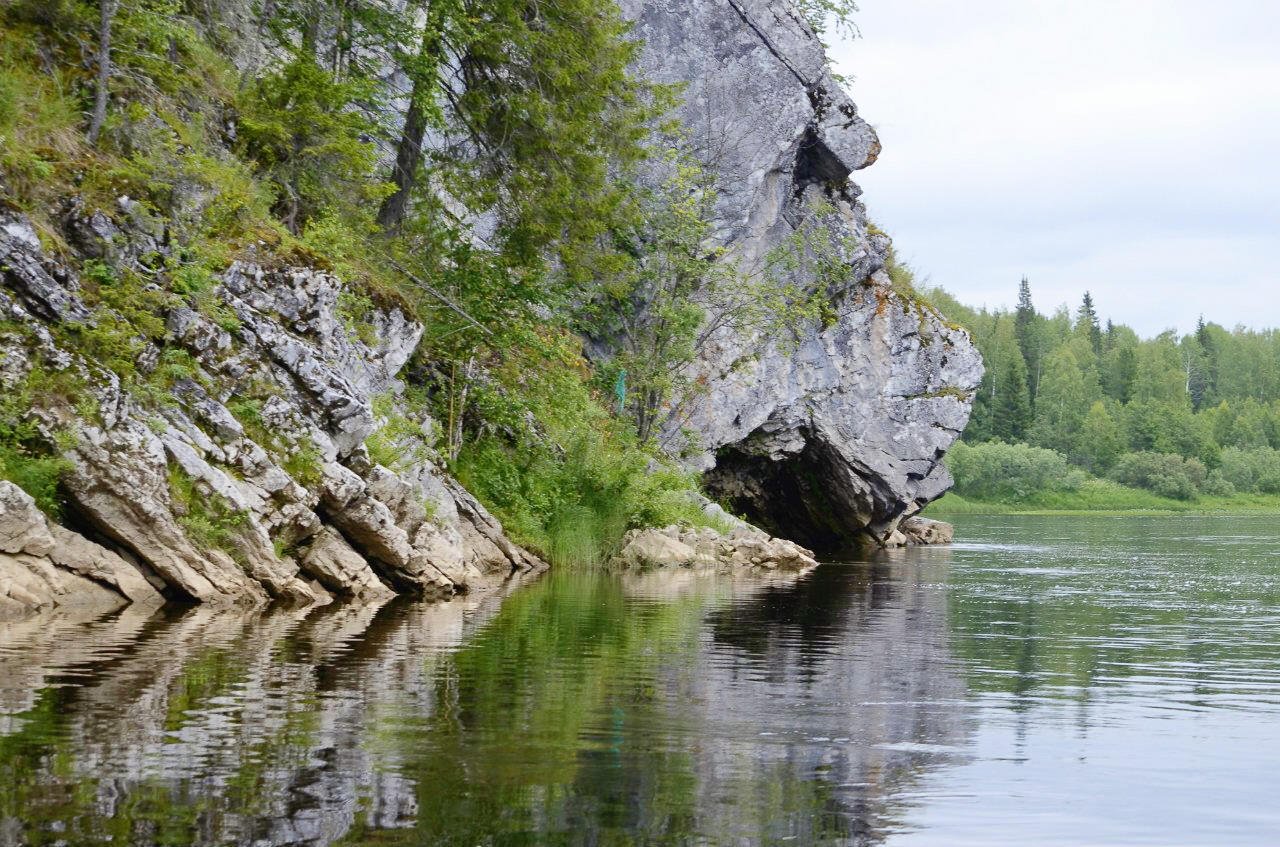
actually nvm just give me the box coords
[827,0,1280,335]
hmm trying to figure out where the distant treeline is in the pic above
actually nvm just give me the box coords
[929,280,1280,501]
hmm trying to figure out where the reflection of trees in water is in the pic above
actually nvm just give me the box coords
[0,555,972,846]
[945,515,1280,711]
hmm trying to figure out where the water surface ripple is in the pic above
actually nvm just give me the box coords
[1,514,1278,845]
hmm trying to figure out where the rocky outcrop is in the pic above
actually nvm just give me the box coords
[615,524,819,572]
[0,207,543,618]
[892,516,955,547]
[0,481,164,617]
[624,0,983,548]
[0,0,977,620]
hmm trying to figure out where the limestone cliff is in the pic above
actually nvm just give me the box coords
[624,0,983,549]
[1,208,543,617]
[0,0,980,617]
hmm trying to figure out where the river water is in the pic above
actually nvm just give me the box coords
[2,515,1278,846]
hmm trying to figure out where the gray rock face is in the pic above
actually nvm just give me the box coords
[625,0,983,547]
[0,207,543,618]
[0,481,164,618]
[615,524,819,572]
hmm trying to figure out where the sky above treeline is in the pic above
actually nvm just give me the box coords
[827,0,1280,336]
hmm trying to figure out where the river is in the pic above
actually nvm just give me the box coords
[2,515,1278,845]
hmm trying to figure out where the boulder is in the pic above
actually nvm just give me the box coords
[0,482,164,619]
[894,517,955,547]
[614,525,818,572]
[616,531,699,569]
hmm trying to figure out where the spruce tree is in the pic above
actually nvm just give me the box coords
[1013,277,1043,403]
[992,319,1032,442]
[1077,291,1103,356]
[1195,316,1220,407]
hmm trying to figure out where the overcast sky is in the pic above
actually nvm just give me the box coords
[826,0,1280,336]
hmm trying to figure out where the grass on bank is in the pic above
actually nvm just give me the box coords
[929,479,1280,516]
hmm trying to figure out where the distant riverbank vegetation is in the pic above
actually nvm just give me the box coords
[926,280,1280,513]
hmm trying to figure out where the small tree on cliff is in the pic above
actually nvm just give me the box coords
[794,0,860,43]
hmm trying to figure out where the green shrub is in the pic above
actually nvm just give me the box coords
[0,27,83,208]
[1202,470,1237,497]
[456,428,709,570]
[1109,451,1207,501]
[1219,447,1280,494]
[946,440,1081,501]
[366,392,435,471]
[0,446,69,518]
[167,464,248,558]
[281,439,324,488]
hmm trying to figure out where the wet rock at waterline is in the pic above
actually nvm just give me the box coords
[615,525,819,572]
[892,517,955,548]
[0,481,164,617]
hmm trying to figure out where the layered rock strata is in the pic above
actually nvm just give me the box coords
[0,1,980,617]
[0,208,542,618]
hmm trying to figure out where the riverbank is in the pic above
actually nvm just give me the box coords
[929,479,1280,515]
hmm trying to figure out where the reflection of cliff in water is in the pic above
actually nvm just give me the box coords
[0,551,971,846]
[677,546,973,845]
[0,588,523,847]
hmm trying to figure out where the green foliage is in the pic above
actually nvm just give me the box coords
[947,440,1083,502]
[0,338,86,517]
[0,28,84,209]
[0,448,70,519]
[1219,447,1280,494]
[281,440,324,489]
[931,478,1198,514]
[457,431,707,570]
[366,391,435,472]
[794,0,860,44]
[444,0,659,278]
[453,330,712,568]
[989,318,1032,442]
[584,140,735,441]
[167,464,248,557]
[1079,401,1124,472]
[1029,346,1091,457]
[236,55,390,233]
[955,278,1280,506]
[1110,452,1207,501]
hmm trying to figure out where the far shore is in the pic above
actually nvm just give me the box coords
[928,483,1280,517]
